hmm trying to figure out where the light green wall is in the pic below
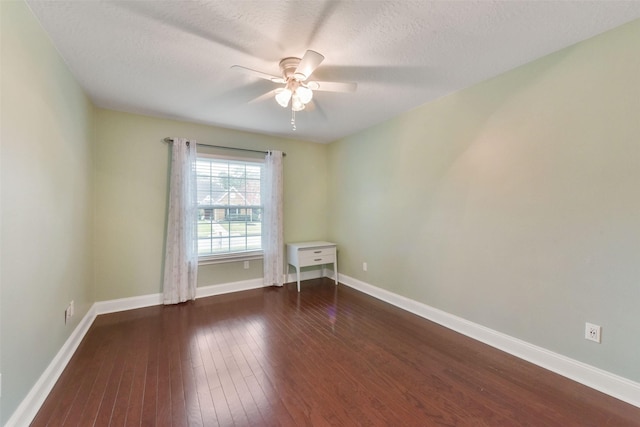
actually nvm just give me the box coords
[328,20,640,381]
[93,109,328,301]
[0,1,95,423]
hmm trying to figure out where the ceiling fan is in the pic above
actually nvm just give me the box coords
[231,50,357,130]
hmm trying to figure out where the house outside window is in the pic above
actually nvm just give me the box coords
[196,154,263,263]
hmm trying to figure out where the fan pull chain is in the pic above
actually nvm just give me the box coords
[291,108,296,131]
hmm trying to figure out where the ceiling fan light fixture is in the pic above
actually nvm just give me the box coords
[275,88,292,107]
[296,85,313,104]
[291,95,305,112]
[232,49,356,131]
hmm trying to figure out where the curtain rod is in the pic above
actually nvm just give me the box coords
[163,137,286,156]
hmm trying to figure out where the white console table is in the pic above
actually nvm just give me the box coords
[286,241,338,292]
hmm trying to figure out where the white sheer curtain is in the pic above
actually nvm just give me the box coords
[163,137,198,304]
[263,150,284,287]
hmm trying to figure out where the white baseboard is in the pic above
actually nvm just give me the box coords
[93,278,271,315]
[285,268,325,285]
[196,278,266,298]
[92,271,330,316]
[7,277,270,425]
[338,273,640,409]
[5,305,97,427]
[4,271,329,424]
[94,292,163,315]
[16,270,631,427]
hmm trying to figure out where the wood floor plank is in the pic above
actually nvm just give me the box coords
[179,323,204,427]
[156,318,174,427]
[190,330,219,426]
[31,331,107,425]
[140,320,159,427]
[107,332,137,427]
[92,335,127,426]
[122,320,150,427]
[57,328,116,426]
[32,279,640,426]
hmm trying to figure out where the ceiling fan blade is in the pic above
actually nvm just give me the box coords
[294,50,325,80]
[309,80,357,93]
[248,89,278,104]
[230,65,285,83]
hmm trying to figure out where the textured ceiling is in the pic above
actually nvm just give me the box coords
[26,1,640,143]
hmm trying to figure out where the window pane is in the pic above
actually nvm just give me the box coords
[196,156,263,257]
[246,165,261,180]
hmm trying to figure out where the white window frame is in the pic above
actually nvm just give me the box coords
[196,153,264,265]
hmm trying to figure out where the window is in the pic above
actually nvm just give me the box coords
[196,155,263,262]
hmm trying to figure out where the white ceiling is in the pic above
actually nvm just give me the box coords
[26,1,640,143]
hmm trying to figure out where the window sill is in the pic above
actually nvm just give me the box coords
[198,251,263,265]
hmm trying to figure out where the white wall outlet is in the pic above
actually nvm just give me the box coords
[585,322,602,343]
[243,261,250,269]
[70,300,74,317]
[65,301,74,324]
[363,262,368,272]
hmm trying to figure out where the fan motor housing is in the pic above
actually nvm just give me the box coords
[279,57,302,80]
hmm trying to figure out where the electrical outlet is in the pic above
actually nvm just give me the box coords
[585,322,602,343]
[65,301,74,324]
[363,262,368,272]
[243,261,249,269]
[70,300,74,317]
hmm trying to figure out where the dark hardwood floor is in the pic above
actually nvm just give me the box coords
[32,278,640,426]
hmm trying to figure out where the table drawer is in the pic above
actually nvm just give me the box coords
[298,254,335,267]
[299,247,335,258]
